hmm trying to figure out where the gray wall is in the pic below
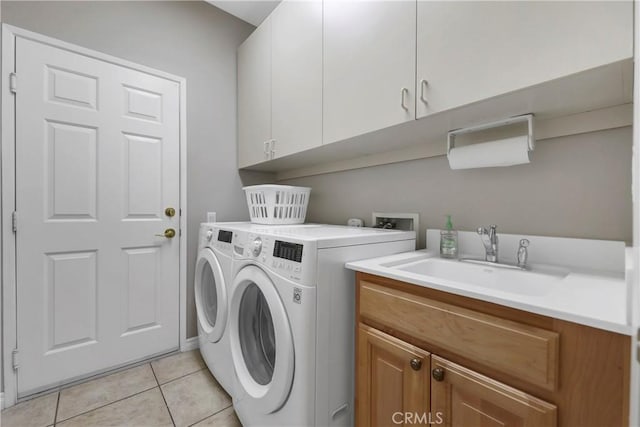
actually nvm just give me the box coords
[1,1,270,340]
[282,126,633,248]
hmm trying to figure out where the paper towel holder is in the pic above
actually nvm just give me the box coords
[447,114,535,155]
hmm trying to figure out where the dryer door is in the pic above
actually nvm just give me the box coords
[194,248,228,343]
[230,265,294,414]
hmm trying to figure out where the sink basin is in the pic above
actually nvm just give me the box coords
[390,256,569,297]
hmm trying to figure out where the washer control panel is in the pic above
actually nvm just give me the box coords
[242,233,307,282]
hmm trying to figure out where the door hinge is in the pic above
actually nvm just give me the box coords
[9,73,16,94]
[11,211,17,232]
[12,349,19,371]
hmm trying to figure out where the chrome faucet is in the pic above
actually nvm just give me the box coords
[477,225,498,262]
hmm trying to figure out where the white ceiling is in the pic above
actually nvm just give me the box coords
[206,1,281,26]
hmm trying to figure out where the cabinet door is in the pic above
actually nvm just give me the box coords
[237,17,271,168]
[431,355,557,427]
[323,0,416,144]
[271,0,322,159]
[416,1,633,118]
[357,324,430,427]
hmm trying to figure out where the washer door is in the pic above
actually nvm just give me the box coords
[230,265,294,414]
[194,248,228,343]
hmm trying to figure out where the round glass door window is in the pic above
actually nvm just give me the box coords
[238,283,276,385]
[199,260,218,327]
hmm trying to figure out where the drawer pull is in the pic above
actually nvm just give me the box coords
[432,367,445,382]
[410,358,422,371]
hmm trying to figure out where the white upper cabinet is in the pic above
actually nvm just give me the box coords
[323,0,416,144]
[271,0,323,159]
[416,1,633,118]
[238,16,272,168]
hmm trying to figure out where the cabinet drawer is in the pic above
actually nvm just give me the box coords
[359,281,559,390]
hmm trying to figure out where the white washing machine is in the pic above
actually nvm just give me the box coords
[227,224,416,426]
[194,223,241,396]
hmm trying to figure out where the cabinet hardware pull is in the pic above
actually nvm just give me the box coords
[270,139,276,159]
[432,367,445,381]
[420,79,428,104]
[410,358,422,371]
[401,87,409,111]
[264,140,270,159]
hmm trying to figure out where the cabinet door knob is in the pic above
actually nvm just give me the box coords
[432,367,445,382]
[400,87,409,111]
[410,358,422,371]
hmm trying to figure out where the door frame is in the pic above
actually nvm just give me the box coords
[1,24,188,408]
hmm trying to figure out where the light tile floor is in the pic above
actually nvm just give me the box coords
[1,350,241,427]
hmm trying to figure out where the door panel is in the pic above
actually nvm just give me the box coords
[15,36,180,395]
[357,324,430,427]
[431,355,557,427]
[416,1,632,117]
[323,0,416,144]
[271,0,322,158]
[46,122,98,219]
[237,17,272,167]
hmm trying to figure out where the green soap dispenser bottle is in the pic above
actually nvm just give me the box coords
[440,215,458,258]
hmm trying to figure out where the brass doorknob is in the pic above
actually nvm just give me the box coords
[156,228,176,238]
[165,207,176,217]
[432,367,445,382]
[410,358,422,371]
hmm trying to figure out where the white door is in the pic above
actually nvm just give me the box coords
[323,0,416,144]
[15,37,181,396]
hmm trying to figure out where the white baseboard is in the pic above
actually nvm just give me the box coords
[180,336,199,352]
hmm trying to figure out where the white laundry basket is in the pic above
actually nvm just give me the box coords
[243,185,311,225]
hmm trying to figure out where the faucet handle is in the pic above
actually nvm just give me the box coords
[517,239,530,267]
[477,227,487,235]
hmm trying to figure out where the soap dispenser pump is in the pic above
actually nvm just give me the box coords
[440,215,458,259]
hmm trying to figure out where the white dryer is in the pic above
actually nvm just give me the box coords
[227,224,416,426]
[194,223,238,396]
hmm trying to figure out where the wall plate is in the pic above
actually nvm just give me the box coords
[371,212,419,232]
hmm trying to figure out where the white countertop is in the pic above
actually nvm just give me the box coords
[347,250,633,336]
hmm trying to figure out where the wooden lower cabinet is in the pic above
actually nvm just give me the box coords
[357,324,557,427]
[431,355,557,427]
[355,272,630,427]
[358,324,431,427]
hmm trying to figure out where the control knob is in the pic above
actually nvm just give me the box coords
[252,237,263,256]
[206,230,214,241]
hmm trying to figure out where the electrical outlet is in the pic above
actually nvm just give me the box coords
[206,212,217,223]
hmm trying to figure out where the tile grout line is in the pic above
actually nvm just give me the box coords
[54,383,158,424]
[157,366,207,387]
[186,403,234,427]
[53,392,61,426]
[151,363,177,427]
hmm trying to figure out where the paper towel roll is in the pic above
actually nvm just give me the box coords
[447,135,531,170]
